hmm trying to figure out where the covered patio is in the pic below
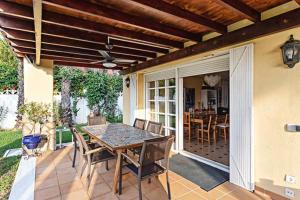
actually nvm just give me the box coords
[1,0,300,200]
[35,146,263,200]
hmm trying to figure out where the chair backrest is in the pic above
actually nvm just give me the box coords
[146,121,163,135]
[183,112,190,124]
[203,115,212,131]
[71,127,89,155]
[87,115,106,126]
[212,114,218,128]
[225,114,229,124]
[133,118,147,130]
[139,135,175,167]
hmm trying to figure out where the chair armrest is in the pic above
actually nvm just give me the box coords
[85,147,106,155]
[121,153,140,167]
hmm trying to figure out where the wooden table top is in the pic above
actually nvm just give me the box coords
[82,123,162,150]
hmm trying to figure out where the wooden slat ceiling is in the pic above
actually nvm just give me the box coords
[0,0,295,71]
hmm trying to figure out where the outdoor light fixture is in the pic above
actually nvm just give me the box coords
[281,35,300,68]
[103,62,117,68]
[125,76,130,88]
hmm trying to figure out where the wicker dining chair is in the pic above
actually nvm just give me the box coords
[133,118,147,130]
[72,127,115,188]
[69,124,98,168]
[146,121,163,135]
[130,121,163,156]
[119,135,175,200]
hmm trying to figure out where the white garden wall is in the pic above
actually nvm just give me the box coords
[0,94,123,129]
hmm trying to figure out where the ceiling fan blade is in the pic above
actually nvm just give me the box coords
[98,50,111,59]
[90,59,106,64]
[114,59,134,63]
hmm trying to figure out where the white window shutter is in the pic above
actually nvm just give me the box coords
[229,44,254,191]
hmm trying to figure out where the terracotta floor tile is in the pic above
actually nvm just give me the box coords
[58,173,80,185]
[81,172,106,187]
[59,180,84,194]
[178,179,199,190]
[36,176,59,191]
[169,182,191,199]
[87,182,111,198]
[35,185,60,200]
[61,189,90,200]
[36,171,57,182]
[177,191,207,200]
[55,161,73,170]
[56,167,77,176]
[215,182,241,194]
[227,189,263,200]
[92,192,119,200]
[194,187,226,200]
[118,185,139,200]
[36,165,56,175]
[145,187,169,200]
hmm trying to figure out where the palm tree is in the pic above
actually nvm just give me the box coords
[61,70,72,125]
[17,60,24,109]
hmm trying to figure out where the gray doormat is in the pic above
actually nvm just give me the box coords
[168,154,229,191]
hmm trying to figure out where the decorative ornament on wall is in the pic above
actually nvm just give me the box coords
[204,75,221,87]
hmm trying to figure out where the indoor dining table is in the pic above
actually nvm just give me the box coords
[82,123,163,193]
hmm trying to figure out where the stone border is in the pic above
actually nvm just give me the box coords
[9,156,36,200]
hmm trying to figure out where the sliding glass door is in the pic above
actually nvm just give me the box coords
[146,78,176,140]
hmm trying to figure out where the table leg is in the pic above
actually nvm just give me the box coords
[113,150,122,193]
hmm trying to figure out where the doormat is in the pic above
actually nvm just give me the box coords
[168,154,229,191]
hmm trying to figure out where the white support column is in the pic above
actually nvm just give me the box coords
[23,58,56,151]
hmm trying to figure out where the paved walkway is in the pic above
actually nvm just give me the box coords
[34,147,271,200]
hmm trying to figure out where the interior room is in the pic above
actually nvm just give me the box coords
[183,71,230,166]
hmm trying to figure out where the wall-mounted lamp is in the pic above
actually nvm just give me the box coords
[281,35,300,68]
[125,76,130,88]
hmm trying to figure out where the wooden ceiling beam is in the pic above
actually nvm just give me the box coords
[0,13,182,49]
[53,61,123,70]
[1,28,169,54]
[7,38,155,58]
[0,16,170,53]
[13,45,147,62]
[32,0,42,65]
[215,0,260,22]
[130,0,226,34]
[0,1,187,47]
[43,0,201,42]
[124,8,300,74]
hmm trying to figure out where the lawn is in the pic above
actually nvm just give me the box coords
[0,129,22,200]
[56,124,86,144]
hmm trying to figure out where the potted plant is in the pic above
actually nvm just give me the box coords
[18,102,52,150]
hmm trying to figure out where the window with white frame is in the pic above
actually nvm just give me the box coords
[146,78,176,137]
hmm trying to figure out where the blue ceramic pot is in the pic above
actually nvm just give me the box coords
[22,135,42,150]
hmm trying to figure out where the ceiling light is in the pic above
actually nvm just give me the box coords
[103,62,117,68]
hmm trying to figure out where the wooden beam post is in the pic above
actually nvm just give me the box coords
[216,0,260,22]
[124,8,300,74]
[33,0,42,65]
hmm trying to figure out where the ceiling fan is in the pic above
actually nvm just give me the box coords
[91,37,135,68]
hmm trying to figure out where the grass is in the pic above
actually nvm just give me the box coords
[56,124,85,144]
[0,129,22,200]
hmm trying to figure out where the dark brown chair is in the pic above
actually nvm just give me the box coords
[133,118,147,130]
[146,121,163,135]
[71,127,115,188]
[119,135,175,200]
[130,121,163,155]
[87,115,106,125]
[69,124,97,168]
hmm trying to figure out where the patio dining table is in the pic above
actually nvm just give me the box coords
[82,123,163,193]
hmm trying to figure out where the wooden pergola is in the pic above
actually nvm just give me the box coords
[1,0,300,73]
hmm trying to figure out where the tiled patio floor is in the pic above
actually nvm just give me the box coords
[35,146,270,200]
